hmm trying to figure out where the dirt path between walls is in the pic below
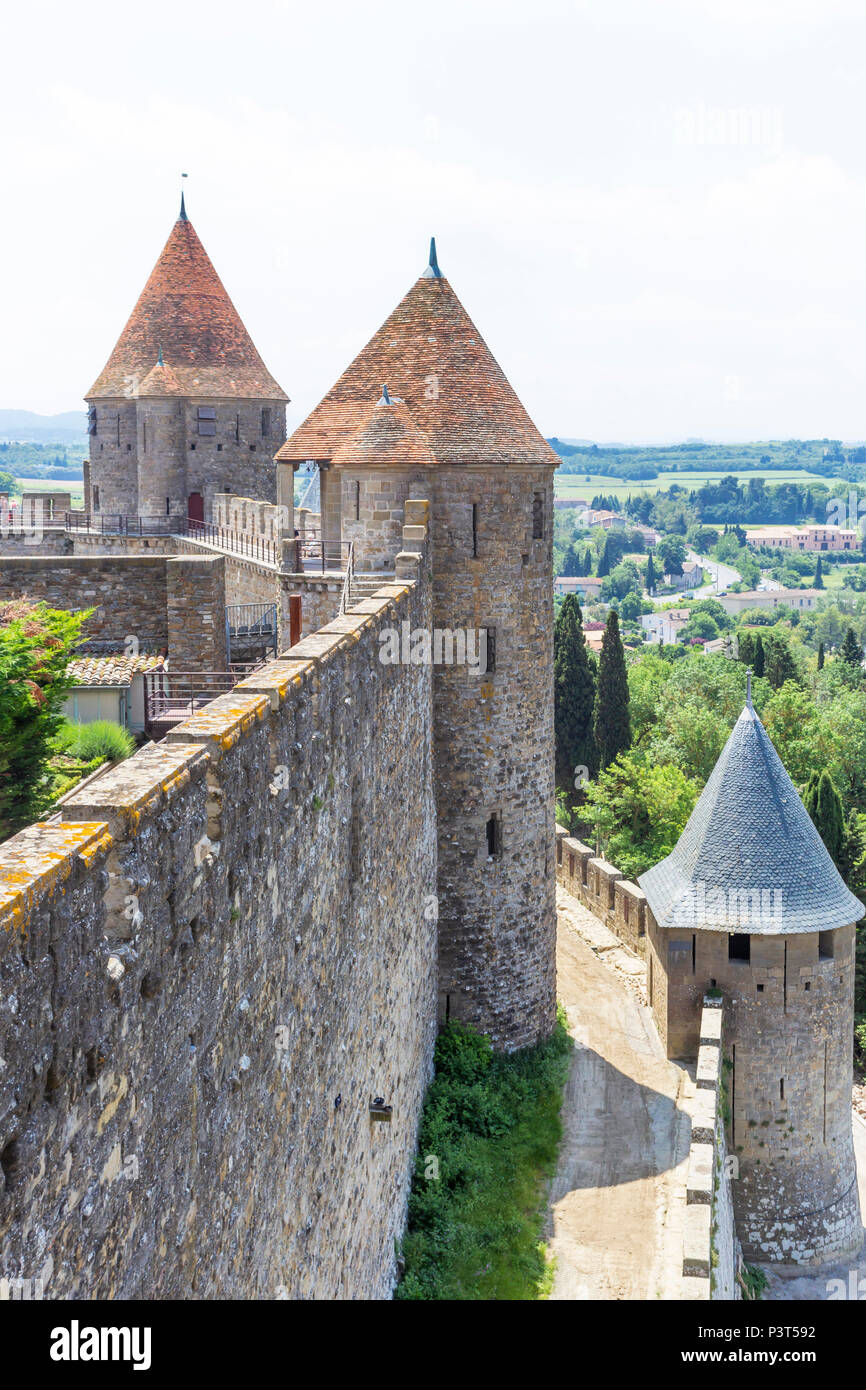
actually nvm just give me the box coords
[546,890,692,1300]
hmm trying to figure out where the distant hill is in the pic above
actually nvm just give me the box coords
[0,410,86,444]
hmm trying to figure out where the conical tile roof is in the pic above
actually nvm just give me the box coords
[638,698,863,934]
[277,246,557,467]
[330,390,437,470]
[88,213,287,401]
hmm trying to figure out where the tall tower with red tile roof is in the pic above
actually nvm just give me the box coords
[85,196,288,521]
[277,240,558,1049]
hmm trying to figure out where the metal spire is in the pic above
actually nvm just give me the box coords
[179,173,188,222]
[379,384,391,404]
[746,667,753,709]
[158,345,164,366]
[421,236,442,279]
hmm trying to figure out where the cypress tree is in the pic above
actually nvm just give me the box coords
[805,771,845,871]
[817,640,825,670]
[840,626,863,669]
[583,546,594,576]
[554,595,598,791]
[593,609,631,769]
[753,633,765,678]
[645,552,656,595]
[738,630,755,666]
[597,535,612,578]
[814,555,824,589]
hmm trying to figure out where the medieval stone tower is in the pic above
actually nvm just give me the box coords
[639,686,864,1266]
[85,195,288,521]
[277,240,558,1050]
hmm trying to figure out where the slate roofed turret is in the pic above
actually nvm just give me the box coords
[276,239,558,468]
[88,206,287,402]
[638,690,864,934]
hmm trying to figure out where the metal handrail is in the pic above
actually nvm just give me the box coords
[339,540,355,615]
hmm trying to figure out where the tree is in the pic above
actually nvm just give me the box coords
[593,610,631,769]
[803,771,845,871]
[762,630,800,690]
[0,600,87,839]
[554,595,598,794]
[645,552,656,595]
[817,640,825,670]
[753,633,765,678]
[840,626,863,670]
[581,752,700,878]
[560,543,581,577]
[656,535,686,579]
[814,555,824,589]
[596,535,613,578]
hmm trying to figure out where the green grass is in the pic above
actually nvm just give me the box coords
[396,1011,572,1300]
[554,469,845,505]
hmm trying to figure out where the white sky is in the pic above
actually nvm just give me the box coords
[3,0,866,441]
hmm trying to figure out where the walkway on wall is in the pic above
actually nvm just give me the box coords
[545,887,693,1300]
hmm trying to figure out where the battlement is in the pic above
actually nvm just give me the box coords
[0,544,438,1298]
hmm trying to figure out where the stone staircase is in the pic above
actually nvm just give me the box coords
[347,573,393,605]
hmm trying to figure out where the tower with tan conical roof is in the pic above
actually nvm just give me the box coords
[639,678,864,1266]
[85,194,288,521]
[277,239,558,1049]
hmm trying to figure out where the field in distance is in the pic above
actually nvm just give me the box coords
[553,468,845,504]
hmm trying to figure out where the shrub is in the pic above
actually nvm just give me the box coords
[63,720,135,763]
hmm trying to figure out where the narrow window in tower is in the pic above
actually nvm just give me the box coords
[532,491,544,540]
[116,414,120,446]
[556,837,562,866]
[780,1078,785,1101]
[235,414,240,444]
[87,406,97,435]
[261,408,271,438]
[92,486,100,512]
[142,421,146,451]
[354,480,361,521]
[486,814,501,859]
[819,930,834,959]
[165,498,171,516]
[692,933,696,973]
[728,933,750,962]
[482,627,496,673]
[472,502,479,557]
[197,407,216,437]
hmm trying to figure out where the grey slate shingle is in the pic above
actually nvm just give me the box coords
[638,699,864,934]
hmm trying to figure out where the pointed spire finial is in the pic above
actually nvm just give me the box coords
[421,236,443,279]
[179,172,188,222]
[380,383,391,405]
[746,667,753,708]
[158,345,164,366]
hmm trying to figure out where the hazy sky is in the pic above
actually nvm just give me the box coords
[4,0,866,441]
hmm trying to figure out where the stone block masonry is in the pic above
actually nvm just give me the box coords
[682,997,741,1301]
[0,571,437,1299]
[555,827,647,955]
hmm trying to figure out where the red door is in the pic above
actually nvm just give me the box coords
[187,492,204,525]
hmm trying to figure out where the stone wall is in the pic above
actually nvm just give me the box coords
[682,997,741,1301]
[555,827,648,955]
[280,574,346,641]
[0,553,229,671]
[0,556,169,649]
[0,569,437,1299]
[213,494,282,543]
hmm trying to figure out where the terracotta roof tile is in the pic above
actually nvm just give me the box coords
[88,216,287,402]
[277,268,556,467]
[330,392,437,469]
[68,653,162,686]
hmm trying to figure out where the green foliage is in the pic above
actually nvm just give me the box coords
[57,719,135,764]
[554,595,598,791]
[396,1014,573,1300]
[753,633,765,678]
[645,551,656,594]
[581,752,700,877]
[0,601,88,839]
[740,1263,768,1301]
[656,534,686,578]
[593,610,631,769]
[840,625,864,669]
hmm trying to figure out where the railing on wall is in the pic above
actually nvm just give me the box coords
[63,513,279,563]
[144,668,249,738]
[338,540,355,615]
[225,603,278,664]
[295,533,354,573]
